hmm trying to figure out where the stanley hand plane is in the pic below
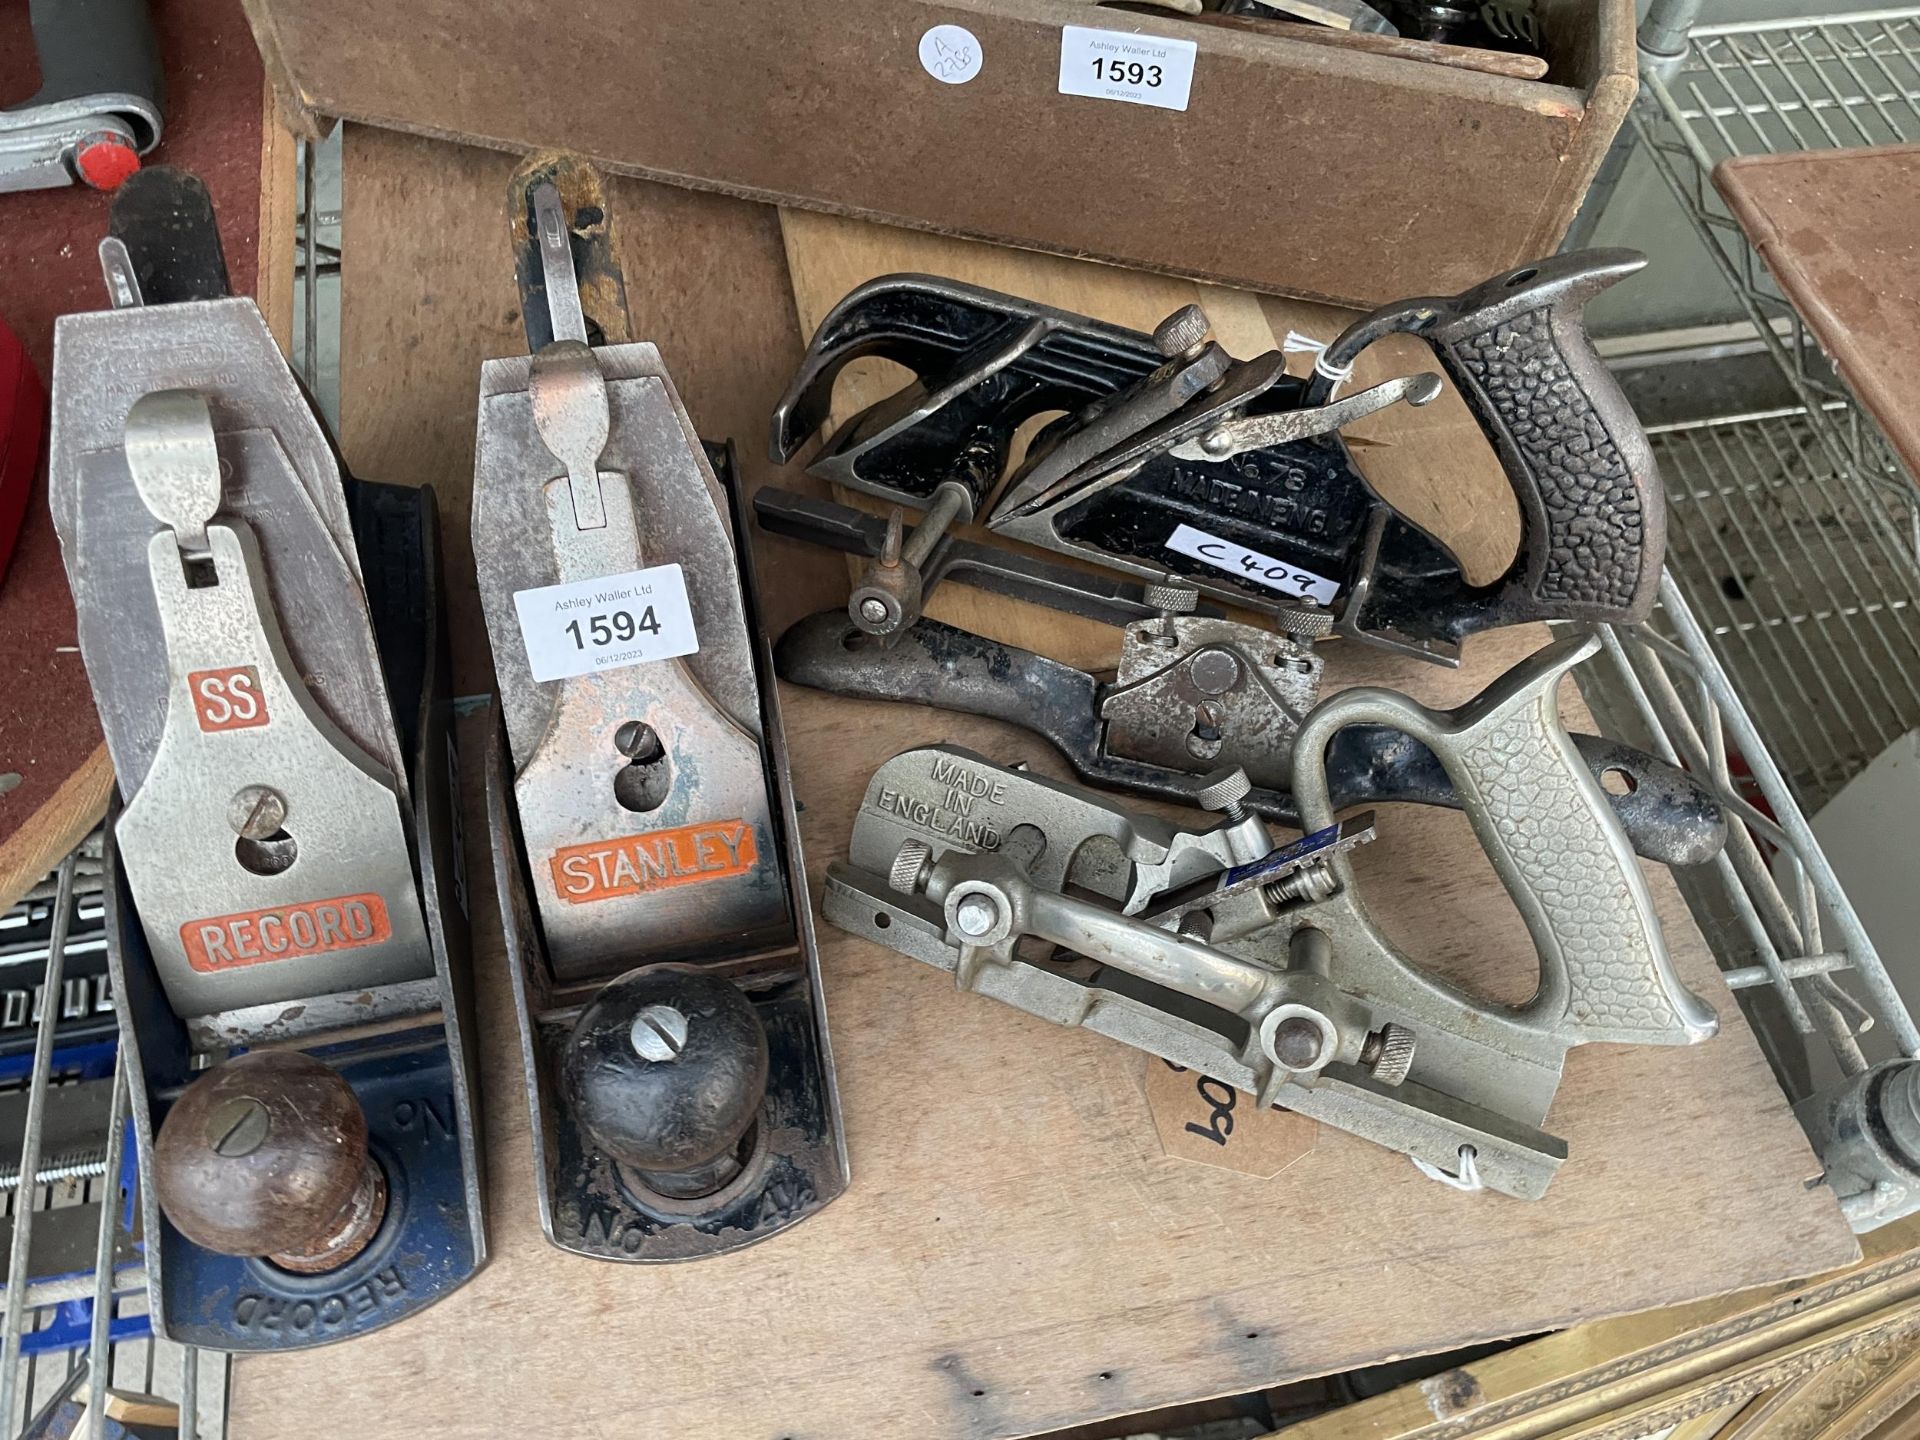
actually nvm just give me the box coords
[472,156,846,1260]
[824,635,1717,1199]
[768,251,1659,664]
[49,170,483,1349]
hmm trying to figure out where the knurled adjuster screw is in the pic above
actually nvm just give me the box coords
[1194,766,1252,823]
[1153,304,1212,362]
[1359,1023,1416,1086]
[890,838,934,895]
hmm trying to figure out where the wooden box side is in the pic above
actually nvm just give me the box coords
[238,0,1627,309]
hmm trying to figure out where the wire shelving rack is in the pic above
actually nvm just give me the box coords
[1630,7,1920,807]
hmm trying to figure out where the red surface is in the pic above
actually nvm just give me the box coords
[0,318,44,578]
[76,135,143,191]
[0,0,268,848]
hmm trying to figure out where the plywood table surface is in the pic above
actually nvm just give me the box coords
[226,126,1859,1440]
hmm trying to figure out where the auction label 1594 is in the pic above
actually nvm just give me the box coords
[514,562,700,683]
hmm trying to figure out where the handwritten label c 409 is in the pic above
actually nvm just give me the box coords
[1058,25,1197,111]
[514,563,699,683]
[1164,523,1339,606]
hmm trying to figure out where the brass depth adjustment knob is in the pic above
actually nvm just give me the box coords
[562,963,770,1201]
[153,1050,387,1274]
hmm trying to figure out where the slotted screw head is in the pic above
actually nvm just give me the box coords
[1153,304,1211,358]
[1142,582,1199,615]
[614,720,663,762]
[1194,766,1252,813]
[227,786,288,840]
[890,839,934,895]
[629,1004,690,1062]
[205,1096,271,1157]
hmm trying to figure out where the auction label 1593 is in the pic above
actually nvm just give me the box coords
[1058,25,1197,111]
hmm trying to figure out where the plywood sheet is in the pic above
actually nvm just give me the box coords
[1716,146,1920,481]
[225,128,1859,1440]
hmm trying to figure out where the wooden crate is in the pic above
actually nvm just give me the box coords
[240,0,1632,309]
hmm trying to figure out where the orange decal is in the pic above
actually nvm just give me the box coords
[181,893,393,972]
[549,819,759,905]
[188,666,269,732]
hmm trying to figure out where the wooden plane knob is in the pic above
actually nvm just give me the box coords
[562,963,769,1200]
[153,1050,386,1272]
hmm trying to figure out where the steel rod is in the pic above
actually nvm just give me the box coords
[1598,625,1816,1030]
[84,1056,129,1439]
[1691,6,1920,39]
[302,139,319,392]
[0,853,79,1431]
[179,1344,199,1440]
[1660,576,1920,1054]
[1724,953,1852,987]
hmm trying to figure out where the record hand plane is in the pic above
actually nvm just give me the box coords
[50,169,484,1350]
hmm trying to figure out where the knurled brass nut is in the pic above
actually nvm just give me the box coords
[1273,605,1336,640]
[1362,1023,1417,1086]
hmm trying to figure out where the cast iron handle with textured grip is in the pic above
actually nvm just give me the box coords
[1308,250,1664,627]
[1290,633,1717,1048]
